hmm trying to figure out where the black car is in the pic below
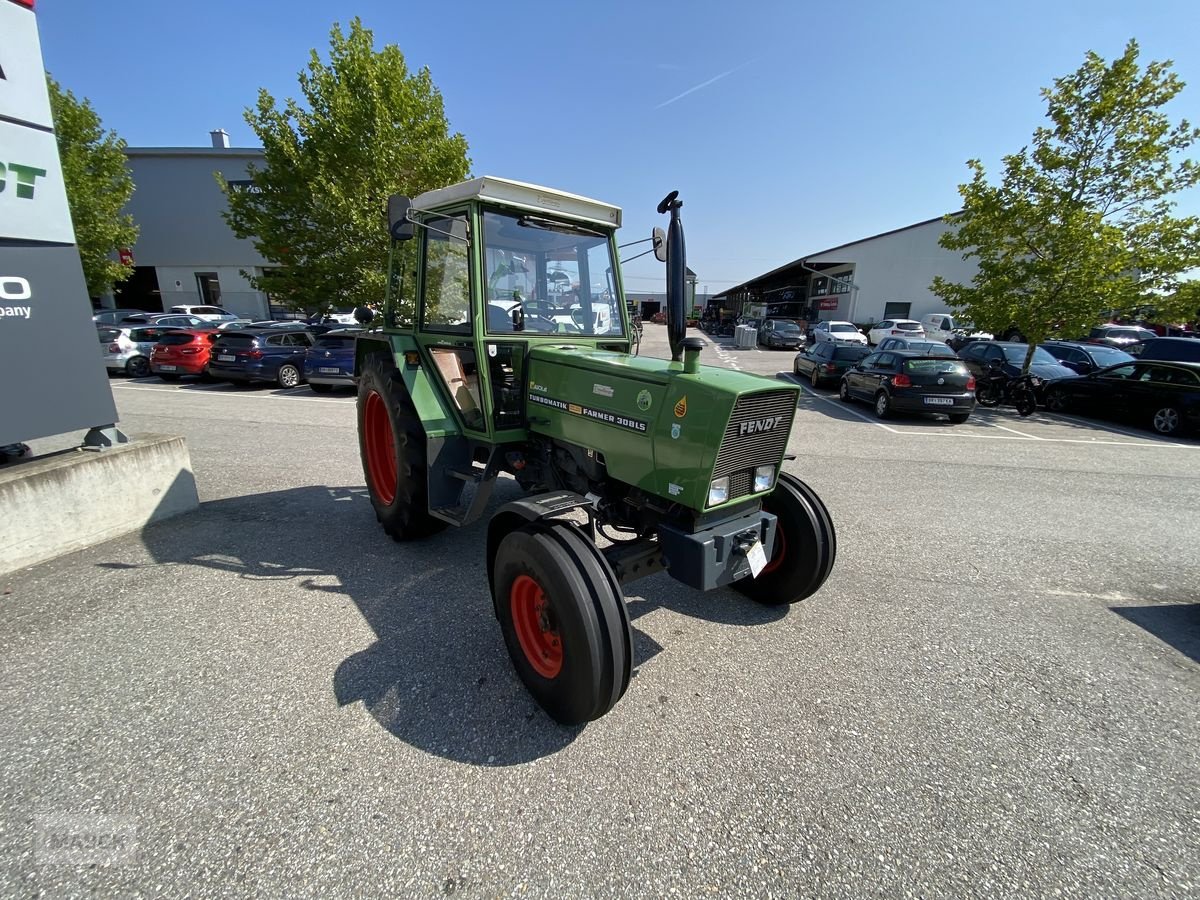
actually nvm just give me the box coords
[793,342,870,388]
[958,341,1075,399]
[208,328,316,387]
[757,318,804,350]
[839,350,976,423]
[875,337,956,356]
[1044,360,1200,436]
[1041,340,1134,375]
[1126,336,1200,363]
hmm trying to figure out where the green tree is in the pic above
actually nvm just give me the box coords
[932,40,1200,369]
[47,76,138,299]
[222,18,470,315]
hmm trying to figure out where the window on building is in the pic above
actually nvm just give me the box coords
[811,277,828,296]
[829,272,852,294]
[195,272,221,306]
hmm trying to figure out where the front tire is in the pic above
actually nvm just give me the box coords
[357,352,447,541]
[733,474,836,606]
[277,363,302,388]
[1045,387,1070,413]
[1014,388,1037,417]
[493,522,632,725]
[838,380,852,403]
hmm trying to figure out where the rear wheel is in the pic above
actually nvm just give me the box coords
[493,522,632,724]
[975,382,1001,408]
[277,363,302,388]
[874,391,891,419]
[1151,405,1182,436]
[310,383,333,394]
[810,369,821,389]
[125,356,150,378]
[357,352,447,541]
[734,473,836,606]
[1014,388,1037,417]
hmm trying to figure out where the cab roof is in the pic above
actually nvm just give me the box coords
[411,176,622,229]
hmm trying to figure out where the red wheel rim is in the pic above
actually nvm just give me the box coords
[510,574,562,679]
[762,518,787,575]
[363,391,397,505]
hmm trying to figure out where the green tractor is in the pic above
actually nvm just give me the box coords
[354,178,835,724]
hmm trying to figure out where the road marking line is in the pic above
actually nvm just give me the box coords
[784,376,899,433]
[978,419,1047,440]
[1046,411,1186,446]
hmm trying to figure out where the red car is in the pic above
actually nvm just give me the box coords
[150,328,221,380]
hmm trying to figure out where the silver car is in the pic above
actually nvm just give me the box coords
[98,324,171,377]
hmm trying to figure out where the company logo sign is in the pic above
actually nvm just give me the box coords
[0,161,47,199]
[0,275,33,319]
[738,415,784,436]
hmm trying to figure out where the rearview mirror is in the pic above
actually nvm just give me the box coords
[652,227,667,262]
[387,195,414,241]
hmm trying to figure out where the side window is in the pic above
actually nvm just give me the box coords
[875,353,896,369]
[266,335,285,346]
[878,320,892,329]
[861,353,880,368]
[421,214,471,333]
[941,318,952,331]
[1101,364,1136,379]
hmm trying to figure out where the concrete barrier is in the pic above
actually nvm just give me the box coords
[0,433,199,576]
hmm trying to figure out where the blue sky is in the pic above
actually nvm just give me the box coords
[36,0,1200,297]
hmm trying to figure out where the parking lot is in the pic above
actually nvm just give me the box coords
[2,325,1198,897]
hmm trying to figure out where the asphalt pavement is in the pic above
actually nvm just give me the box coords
[1,325,1197,897]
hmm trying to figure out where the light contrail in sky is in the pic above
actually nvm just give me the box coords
[654,60,755,109]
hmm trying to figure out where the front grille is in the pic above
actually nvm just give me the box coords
[713,390,796,501]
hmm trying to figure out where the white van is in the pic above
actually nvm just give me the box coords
[922,313,992,346]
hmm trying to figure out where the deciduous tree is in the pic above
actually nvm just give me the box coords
[222,18,471,315]
[48,77,138,299]
[932,40,1200,368]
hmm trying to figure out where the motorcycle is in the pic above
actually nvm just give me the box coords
[975,360,1039,417]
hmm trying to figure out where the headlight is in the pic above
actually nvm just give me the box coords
[754,465,775,493]
[708,476,730,507]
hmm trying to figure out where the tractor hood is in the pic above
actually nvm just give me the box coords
[525,345,800,513]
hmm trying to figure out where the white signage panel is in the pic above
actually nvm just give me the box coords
[0,1,55,129]
[0,118,76,243]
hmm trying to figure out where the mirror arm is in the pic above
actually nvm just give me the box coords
[403,210,470,244]
[619,246,658,265]
[617,236,654,249]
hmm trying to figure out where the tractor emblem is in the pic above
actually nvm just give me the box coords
[671,423,681,439]
[674,396,687,418]
[636,390,652,411]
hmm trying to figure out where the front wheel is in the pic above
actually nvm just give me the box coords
[838,380,852,403]
[1045,387,1070,413]
[733,474,836,606]
[492,522,632,724]
[874,391,891,419]
[277,363,302,388]
[1014,387,1037,417]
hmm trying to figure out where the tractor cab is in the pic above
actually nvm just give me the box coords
[379,177,632,440]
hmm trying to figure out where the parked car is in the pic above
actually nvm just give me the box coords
[117,313,206,328]
[1041,340,1134,375]
[866,319,924,346]
[150,328,221,380]
[793,342,871,388]
[839,350,977,423]
[1126,336,1200,363]
[168,304,239,323]
[302,329,362,392]
[811,320,868,346]
[207,328,316,387]
[921,313,993,348]
[98,324,170,377]
[958,341,1075,400]
[757,318,804,349]
[92,308,148,326]
[1086,324,1158,348]
[875,337,956,356]
[1043,360,1200,436]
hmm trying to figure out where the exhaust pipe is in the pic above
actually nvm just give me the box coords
[657,191,686,362]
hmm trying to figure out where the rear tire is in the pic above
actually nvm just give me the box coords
[810,369,821,389]
[493,522,632,724]
[874,391,891,419]
[125,356,150,378]
[976,382,1001,408]
[1151,405,1182,436]
[310,383,333,394]
[1014,389,1037,417]
[357,352,447,541]
[733,473,836,606]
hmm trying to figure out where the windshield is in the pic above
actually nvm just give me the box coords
[896,321,922,331]
[1002,345,1059,365]
[905,359,967,375]
[1089,346,1134,366]
[831,323,857,333]
[481,210,623,337]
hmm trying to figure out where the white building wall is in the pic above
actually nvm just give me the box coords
[155,265,268,320]
[806,218,978,325]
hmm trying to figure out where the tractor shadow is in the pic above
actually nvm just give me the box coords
[124,480,783,767]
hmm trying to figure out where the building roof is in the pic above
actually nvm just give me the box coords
[126,147,265,159]
[714,213,956,299]
[412,176,622,228]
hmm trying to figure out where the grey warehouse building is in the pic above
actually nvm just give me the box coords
[109,130,272,319]
[712,215,978,327]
